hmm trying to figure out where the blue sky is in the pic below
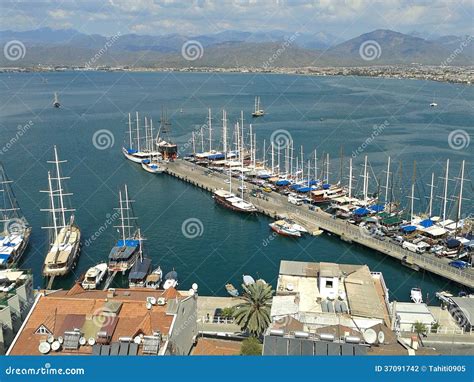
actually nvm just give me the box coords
[1,0,473,39]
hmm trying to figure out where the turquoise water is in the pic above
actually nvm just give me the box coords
[0,71,472,301]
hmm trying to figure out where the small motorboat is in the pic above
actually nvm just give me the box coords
[243,275,255,286]
[286,219,308,234]
[141,158,164,174]
[410,287,423,304]
[269,220,301,237]
[82,263,108,290]
[163,270,178,290]
[145,266,163,289]
[53,92,60,108]
[225,283,239,297]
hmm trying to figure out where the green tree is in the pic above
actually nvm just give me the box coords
[233,281,273,337]
[413,321,427,335]
[240,337,263,356]
[222,307,235,319]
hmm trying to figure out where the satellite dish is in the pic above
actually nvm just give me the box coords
[363,328,377,344]
[148,296,157,305]
[88,338,95,346]
[51,341,61,351]
[47,335,54,343]
[79,337,86,346]
[134,336,141,344]
[192,283,198,291]
[377,331,385,344]
[146,302,152,310]
[38,341,51,354]
[57,336,64,344]
[189,289,195,296]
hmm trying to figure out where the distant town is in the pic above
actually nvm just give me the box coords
[1,65,472,85]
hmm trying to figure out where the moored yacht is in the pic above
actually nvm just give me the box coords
[129,256,152,288]
[0,163,31,267]
[123,113,161,163]
[269,220,301,238]
[108,185,143,273]
[213,189,257,213]
[163,270,178,290]
[145,266,163,289]
[41,146,81,278]
[81,263,107,290]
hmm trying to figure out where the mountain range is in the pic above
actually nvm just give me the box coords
[0,28,472,68]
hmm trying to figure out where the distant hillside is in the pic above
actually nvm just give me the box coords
[0,28,471,67]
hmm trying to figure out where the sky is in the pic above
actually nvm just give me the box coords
[1,0,473,39]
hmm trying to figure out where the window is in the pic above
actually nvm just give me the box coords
[35,325,52,335]
[325,280,333,288]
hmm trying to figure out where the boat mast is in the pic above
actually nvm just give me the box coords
[128,113,133,149]
[124,184,132,239]
[144,117,149,152]
[47,171,58,240]
[428,172,435,217]
[271,142,275,175]
[408,161,418,224]
[348,157,353,198]
[249,124,253,168]
[118,189,126,244]
[200,126,204,152]
[326,153,330,184]
[208,108,212,152]
[262,139,266,168]
[363,155,368,201]
[136,112,141,152]
[384,156,391,204]
[222,109,227,157]
[300,146,304,183]
[150,119,154,152]
[456,160,465,227]
[253,133,256,169]
[192,132,196,156]
[314,149,317,181]
[442,159,449,221]
[51,146,67,228]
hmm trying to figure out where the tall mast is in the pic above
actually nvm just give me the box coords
[192,132,196,156]
[52,146,67,227]
[443,159,449,221]
[384,156,391,204]
[150,119,154,152]
[47,171,58,240]
[144,117,149,152]
[314,149,317,181]
[363,155,368,201]
[428,172,435,217]
[339,146,344,183]
[249,124,253,168]
[124,184,132,239]
[456,160,465,225]
[348,157,353,198]
[326,153,330,184]
[136,112,141,152]
[128,113,133,149]
[262,139,266,168]
[271,142,275,175]
[408,161,418,224]
[222,109,227,156]
[118,189,125,243]
[208,108,212,152]
[200,126,204,152]
[253,133,256,168]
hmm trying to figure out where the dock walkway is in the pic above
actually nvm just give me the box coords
[164,159,474,289]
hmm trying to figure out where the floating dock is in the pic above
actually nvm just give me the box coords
[164,159,474,289]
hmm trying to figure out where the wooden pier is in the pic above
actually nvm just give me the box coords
[164,159,474,289]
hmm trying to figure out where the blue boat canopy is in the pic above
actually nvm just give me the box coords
[127,148,138,154]
[208,153,225,160]
[353,207,370,216]
[290,184,302,190]
[322,184,330,190]
[117,239,139,247]
[297,187,312,193]
[370,204,385,212]
[308,180,318,186]
[142,159,150,164]
[401,225,417,233]
[275,180,291,186]
[258,174,271,179]
[446,238,461,249]
[419,219,434,228]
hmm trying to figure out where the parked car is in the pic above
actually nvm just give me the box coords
[449,260,469,269]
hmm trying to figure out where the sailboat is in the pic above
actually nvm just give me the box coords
[0,163,31,267]
[108,185,143,273]
[141,119,165,174]
[41,146,81,277]
[122,113,162,164]
[156,110,178,161]
[53,92,60,108]
[252,96,264,117]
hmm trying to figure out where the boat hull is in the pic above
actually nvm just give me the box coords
[42,225,81,277]
[213,195,257,214]
[270,224,301,237]
[141,162,164,174]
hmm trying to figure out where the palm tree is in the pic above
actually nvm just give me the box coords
[233,281,273,337]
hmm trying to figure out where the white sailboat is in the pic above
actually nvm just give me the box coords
[41,146,81,277]
[0,163,31,267]
[123,112,162,164]
[252,96,264,117]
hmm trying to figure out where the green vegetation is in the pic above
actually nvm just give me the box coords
[221,307,235,319]
[240,337,263,356]
[233,281,273,337]
[413,322,427,335]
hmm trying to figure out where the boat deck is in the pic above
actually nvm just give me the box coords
[163,159,474,289]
